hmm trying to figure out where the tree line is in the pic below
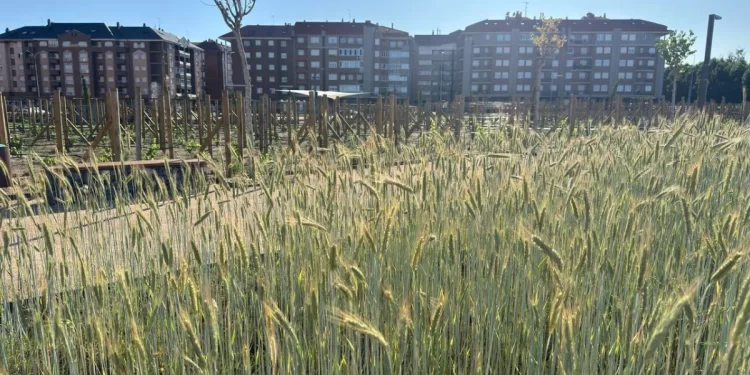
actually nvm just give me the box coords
[664,49,750,104]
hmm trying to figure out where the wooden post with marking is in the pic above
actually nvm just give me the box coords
[52,90,64,154]
[108,90,122,162]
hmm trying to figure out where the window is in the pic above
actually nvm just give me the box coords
[519,46,533,54]
[646,72,654,79]
[245,52,251,59]
[517,72,531,79]
[281,41,287,47]
[269,64,275,71]
[243,40,251,47]
[494,72,509,79]
[253,40,261,46]
[311,61,320,68]
[497,33,511,42]
[645,85,653,92]
[65,87,75,96]
[578,72,587,79]
[64,64,73,73]
[596,33,612,41]
[552,60,559,67]
[472,60,480,67]
[62,41,71,47]
[496,47,510,54]
[567,48,574,55]
[472,72,479,79]
[281,65,287,71]
[551,85,558,91]
[297,73,305,80]
[596,47,611,54]
[105,51,113,60]
[80,64,89,74]
[78,41,87,47]
[281,52,287,59]
[595,59,610,67]
[255,52,262,58]
[625,85,632,92]
[257,87,263,94]
[328,49,337,56]
[567,60,574,67]
[649,47,656,54]
[79,52,88,62]
[256,76,262,82]
[577,85,586,92]
[520,33,532,41]
[310,36,320,44]
[310,49,320,56]
[268,40,275,46]
[269,52,275,59]
[622,33,636,41]
[581,47,588,54]
[493,84,508,91]
[519,60,532,67]
[297,49,305,56]
[65,75,74,85]
[328,73,337,81]
[647,60,655,67]
[282,77,288,83]
[516,84,531,91]
[256,64,262,70]
[495,60,510,67]
[565,72,572,79]
[471,84,479,92]
[564,84,572,92]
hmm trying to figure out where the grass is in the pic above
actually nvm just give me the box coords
[1,114,750,374]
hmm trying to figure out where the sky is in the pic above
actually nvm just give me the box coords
[0,0,744,61]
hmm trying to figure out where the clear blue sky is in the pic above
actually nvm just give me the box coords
[0,0,744,60]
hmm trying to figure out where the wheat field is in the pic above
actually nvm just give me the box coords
[1,115,750,374]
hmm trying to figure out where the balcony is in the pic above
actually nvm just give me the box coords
[572,62,592,70]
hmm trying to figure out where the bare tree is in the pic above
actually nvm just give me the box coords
[214,0,255,150]
[531,15,566,130]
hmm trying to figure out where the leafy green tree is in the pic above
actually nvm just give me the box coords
[655,30,696,106]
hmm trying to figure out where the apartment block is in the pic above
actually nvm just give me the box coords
[457,13,668,100]
[197,39,233,99]
[220,25,294,98]
[220,21,414,99]
[413,31,461,102]
[0,20,203,99]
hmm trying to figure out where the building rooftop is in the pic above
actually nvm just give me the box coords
[220,25,293,39]
[0,21,203,49]
[414,30,462,45]
[294,21,367,36]
[464,16,668,33]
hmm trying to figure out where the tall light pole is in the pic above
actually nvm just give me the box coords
[697,14,721,108]
[26,49,43,100]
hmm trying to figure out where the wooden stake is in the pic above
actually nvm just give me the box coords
[236,91,245,158]
[108,90,122,161]
[135,90,143,160]
[222,90,232,175]
[0,94,8,145]
[53,90,64,154]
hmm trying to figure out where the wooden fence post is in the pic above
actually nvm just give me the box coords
[134,90,143,160]
[52,90,64,154]
[235,91,245,158]
[222,90,232,175]
[0,94,8,146]
[568,94,576,137]
[108,90,122,162]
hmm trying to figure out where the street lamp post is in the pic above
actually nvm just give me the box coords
[697,14,721,108]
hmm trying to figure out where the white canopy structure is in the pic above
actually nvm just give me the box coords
[276,90,373,100]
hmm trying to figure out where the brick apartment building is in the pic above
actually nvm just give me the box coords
[447,13,668,100]
[0,20,203,99]
[413,31,461,102]
[218,21,414,99]
[219,25,294,99]
[196,39,233,99]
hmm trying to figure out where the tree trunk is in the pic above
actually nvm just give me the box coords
[533,59,543,130]
[671,75,678,107]
[232,28,254,153]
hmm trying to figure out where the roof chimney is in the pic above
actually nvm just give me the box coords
[116,22,120,28]
[143,23,146,27]
[391,23,394,29]
[47,19,51,26]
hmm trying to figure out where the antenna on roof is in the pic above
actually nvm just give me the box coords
[523,2,529,17]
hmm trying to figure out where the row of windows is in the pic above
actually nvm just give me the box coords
[38,40,147,48]
[248,64,287,71]
[245,51,287,59]
[296,73,359,81]
[243,39,288,47]
[254,75,286,83]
